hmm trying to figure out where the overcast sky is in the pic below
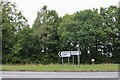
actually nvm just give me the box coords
[9,0,119,27]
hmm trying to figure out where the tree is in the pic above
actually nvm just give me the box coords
[2,1,29,63]
[32,5,60,64]
[58,9,101,63]
[2,1,119,64]
[99,6,119,63]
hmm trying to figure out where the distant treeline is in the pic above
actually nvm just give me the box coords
[2,1,120,64]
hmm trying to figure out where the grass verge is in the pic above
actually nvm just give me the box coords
[1,64,118,72]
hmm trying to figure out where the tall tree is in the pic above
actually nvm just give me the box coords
[99,6,119,63]
[2,1,29,63]
[32,5,60,64]
[58,9,101,63]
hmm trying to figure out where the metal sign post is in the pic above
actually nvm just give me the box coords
[62,57,63,65]
[68,57,69,65]
[72,56,74,64]
[77,44,80,67]
[77,55,80,67]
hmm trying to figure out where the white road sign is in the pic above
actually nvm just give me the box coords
[71,51,81,55]
[59,51,71,57]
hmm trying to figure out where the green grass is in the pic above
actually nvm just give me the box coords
[1,64,118,72]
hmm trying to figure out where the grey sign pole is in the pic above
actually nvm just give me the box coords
[68,57,70,65]
[62,57,63,65]
[72,56,74,64]
[77,44,80,67]
[77,55,80,67]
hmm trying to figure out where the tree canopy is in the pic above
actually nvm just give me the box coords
[2,1,120,64]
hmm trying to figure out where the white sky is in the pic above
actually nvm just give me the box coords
[9,0,119,27]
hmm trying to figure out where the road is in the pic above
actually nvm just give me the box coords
[2,71,118,80]
[2,71,118,78]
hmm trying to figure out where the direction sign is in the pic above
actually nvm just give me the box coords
[71,51,81,55]
[60,51,71,57]
[58,51,81,66]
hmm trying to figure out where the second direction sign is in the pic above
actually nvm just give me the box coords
[71,51,81,55]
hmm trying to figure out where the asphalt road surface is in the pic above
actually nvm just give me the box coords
[1,71,119,80]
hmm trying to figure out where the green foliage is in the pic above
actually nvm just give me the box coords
[2,1,29,64]
[2,1,120,64]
